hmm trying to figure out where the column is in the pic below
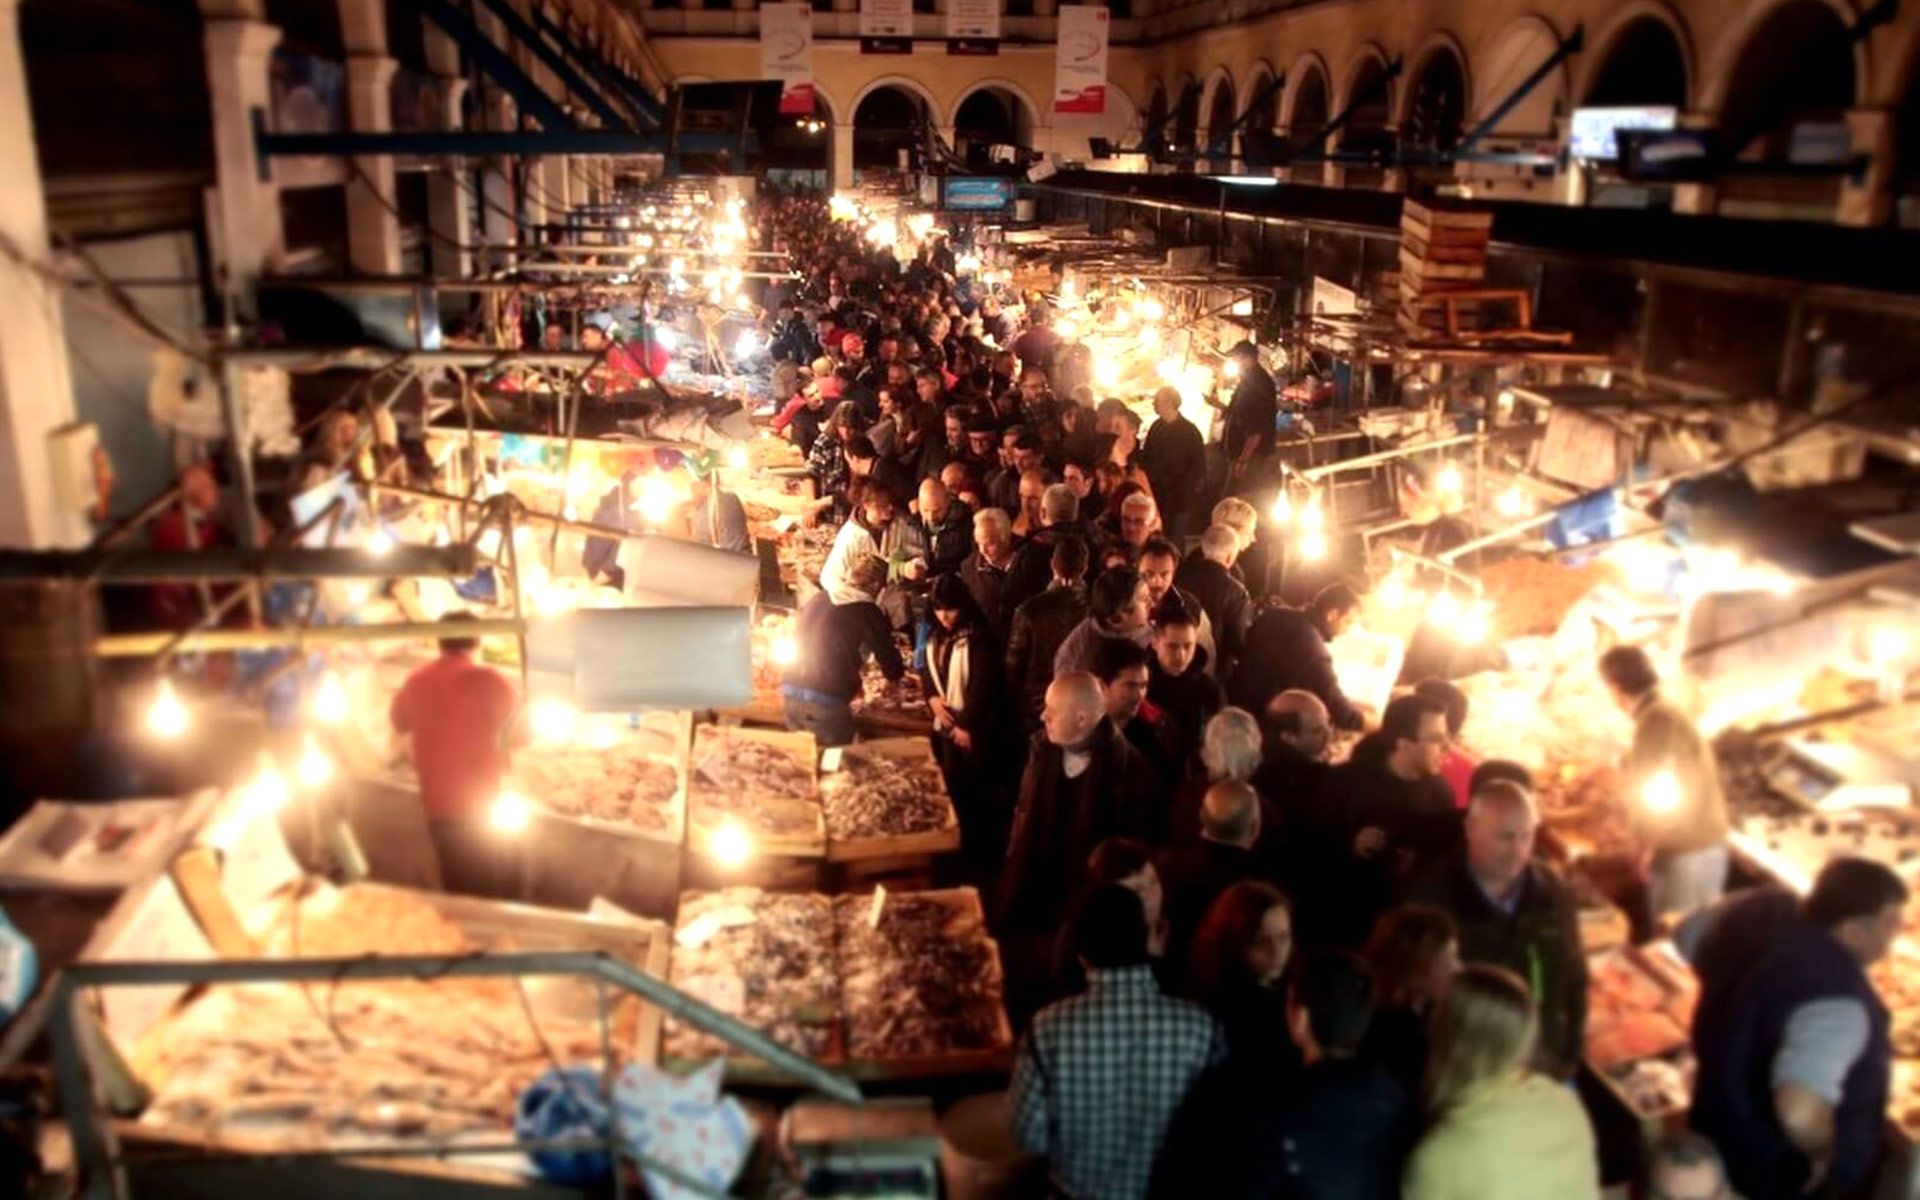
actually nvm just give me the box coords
[420,22,470,278]
[0,0,85,548]
[833,123,855,189]
[203,18,284,317]
[1837,107,1893,228]
[345,54,403,275]
[1670,110,1718,216]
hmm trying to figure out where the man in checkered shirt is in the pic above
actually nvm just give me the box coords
[1012,884,1226,1200]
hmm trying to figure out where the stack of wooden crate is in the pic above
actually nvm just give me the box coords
[1396,199,1494,339]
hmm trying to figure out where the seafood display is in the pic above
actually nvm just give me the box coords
[688,726,823,848]
[510,741,681,834]
[1475,556,1621,639]
[835,891,1010,1063]
[666,889,840,1063]
[853,634,930,727]
[820,741,956,845]
[1585,945,1695,1070]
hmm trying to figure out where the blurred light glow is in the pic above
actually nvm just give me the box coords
[709,819,755,867]
[490,790,532,834]
[296,734,334,789]
[147,678,188,740]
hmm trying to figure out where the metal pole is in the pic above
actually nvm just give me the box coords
[1298,431,1483,481]
[216,360,262,552]
[95,618,526,656]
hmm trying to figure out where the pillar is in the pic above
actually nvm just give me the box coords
[1837,108,1893,228]
[202,17,284,317]
[1670,110,1718,216]
[541,154,572,228]
[833,123,856,189]
[345,54,403,274]
[422,22,470,277]
[0,0,85,548]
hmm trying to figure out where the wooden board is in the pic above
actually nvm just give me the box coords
[687,724,825,858]
[822,738,961,863]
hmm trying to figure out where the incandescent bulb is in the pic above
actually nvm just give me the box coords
[313,676,354,726]
[247,760,290,816]
[1378,572,1407,608]
[1495,485,1529,518]
[1435,464,1463,494]
[1142,298,1165,322]
[147,678,188,740]
[771,634,799,666]
[733,332,758,359]
[1301,493,1325,530]
[1222,359,1241,380]
[1298,529,1328,561]
[1642,769,1681,814]
[1428,589,1461,628]
[1458,601,1492,644]
[727,445,750,471]
[490,790,532,834]
[366,528,394,557]
[296,734,334,788]
[1270,490,1292,525]
[709,819,755,867]
[1056,318,1078,340]
[530,697,577,744]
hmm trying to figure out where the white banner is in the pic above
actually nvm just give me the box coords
[759,3,814,115]
[945,0,1000,42]
[1053,5,1110,115]
[860,0,912,40]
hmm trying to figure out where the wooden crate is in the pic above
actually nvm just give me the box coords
[687,724,825,859]
[822,737,961,864]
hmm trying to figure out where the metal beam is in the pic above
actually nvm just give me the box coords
[467,0,631,132]
[96,618,525,656]
[1457,25,1584,152]
[532,4,662,129]
[221,346,604,368]
[0,544,478,582]
[1207,71,1288,157]
[252,124,751,167]
[410,0,575,133]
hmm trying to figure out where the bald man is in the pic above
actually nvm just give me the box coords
[1257,690,1334,807]
[1158,780,1265,976]
[999,671,1157,1013]
[905,476,973,581]
[1407,780,1588,1078]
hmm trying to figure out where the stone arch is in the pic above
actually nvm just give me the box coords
[850,79,934,174]
[1400,34,1469,156]
[1173,74,1203,156]
[1334,42,1395,157]
[1202,67,1237,169]
[946,78,1043,134]
[1241,61,1281,133]
[1399,33,1469,134]
[1473,14,1573,139]
[1281,52,1332,138]
[1696,0,1865,120]
[950,82,1039,167]
[849,73,940,120]
[1576,2,1694,109]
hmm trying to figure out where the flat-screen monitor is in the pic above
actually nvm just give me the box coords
[1568,105,1679,161]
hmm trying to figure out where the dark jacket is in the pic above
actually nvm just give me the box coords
[1692,918,1890,1200]
[782,592,903,702]
[1005,583,1089,729]
[1175,557,1253,676]
[1147,648,1227,768]
[911,499,975,579]
[997,722,1154,934]
[1158,838,1260,979]
[1139,414,1208,519]
[960,549,1021,640]
[1005,523,1083,613]
[1223,365,1278,462]
[1232,606,1363,730]
[865,456,915,504]
[1196,975,1303,1084]
[1404,857,1589,1078]
[1165,1055,1412,1200]
[1358,1003,1429,1098]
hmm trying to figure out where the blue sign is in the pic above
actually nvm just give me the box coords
[943,177,1014,211]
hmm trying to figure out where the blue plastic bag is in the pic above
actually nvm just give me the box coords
[515,1066,612,1186]
[0,906,39,1023]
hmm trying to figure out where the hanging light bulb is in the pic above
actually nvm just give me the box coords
[771,634,799,666]
[1301,492,1325,529]
[1458,600,1492,644]
[1434,464,1463,494]
[727,445,750,471]
[1642,769,1681,814]
[246,758,290,817]
[309,668,351,725]
[147,677,188,740]
[1495,485,1529,518]
[1428,589,1461,628]
[530,697,578,744]
[1378,570,1407,609]
[366,527,394,557]
[1298,529,1328,561]
[1270,489,1292,525]
[636,475,677,526]
[296,734,334,789]
[709,819,755,867]
[1141,297,1165,322]
[1056,318,1079,340]
[490,790,532,834]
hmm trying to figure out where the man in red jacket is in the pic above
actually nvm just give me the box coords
[390,614,525,896]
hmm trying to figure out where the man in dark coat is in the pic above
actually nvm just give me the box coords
[1219,339,1278,486]
[1175,523,1254,678]
[1232,582,1366,729]
[1146,592,1226,770]
[1139,386,1208,545]
[1404,780,1587,1079]
[1157,780,1263,977]
[1006,484,1087,611]
[1005,533,1092,732]
[960,505,1022,640]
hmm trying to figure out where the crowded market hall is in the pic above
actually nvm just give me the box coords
[4,2,1920,1199]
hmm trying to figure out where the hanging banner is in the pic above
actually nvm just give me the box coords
[1053,5,1109,115]
[760,3,815,115]
[945,0,999,55]
[860,0,913,54]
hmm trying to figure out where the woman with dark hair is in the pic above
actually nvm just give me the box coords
[807,400,864,518]
[924,573,1011,867]
[1188,881,1302,1082]
[1360,904,1460,1092]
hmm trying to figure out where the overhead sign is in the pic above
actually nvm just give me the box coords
[860,0,912,54]
[759,3,815,115]
[945,0,999,55]
[1052,5,1109,114]
[943,177,1014,211]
